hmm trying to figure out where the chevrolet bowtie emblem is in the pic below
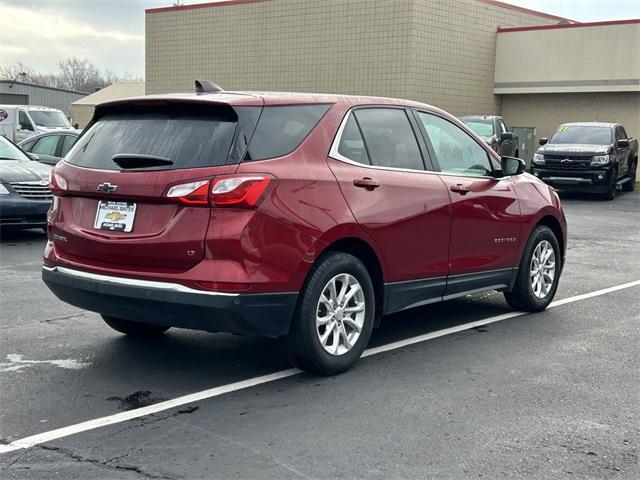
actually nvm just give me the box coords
[97,182,118,193]
[105,211,127,222]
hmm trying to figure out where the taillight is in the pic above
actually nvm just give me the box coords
[210,175,275,208]
[49,169,67,195]
[167,179,210,205]
[167,175,275,208]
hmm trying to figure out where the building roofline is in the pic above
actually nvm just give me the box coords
[146,0,572,21]
[146,0,268,14]
[478,0,575,22]
[498,18,640,33]
[0,79,89,95]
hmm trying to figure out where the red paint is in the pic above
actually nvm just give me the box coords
[498,18,640,33]
[45,91,566,299]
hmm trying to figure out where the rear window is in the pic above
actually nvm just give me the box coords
[66,105,237,171]
[244,105,331,161]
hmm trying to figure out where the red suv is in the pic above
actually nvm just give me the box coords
[43,82,567,375]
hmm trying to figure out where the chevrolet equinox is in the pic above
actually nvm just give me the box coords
[43,81,567,375]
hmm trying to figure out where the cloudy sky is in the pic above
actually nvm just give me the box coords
[1,0,639,79]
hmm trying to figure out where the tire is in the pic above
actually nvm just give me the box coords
[504,225,561,312]
[622,159,636,192]
[101,315,170,337]
[281,252,375,375]
[602,168,617,200]
[514,150,519,158]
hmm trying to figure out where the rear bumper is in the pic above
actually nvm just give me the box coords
[42,266,298,337]
[0,197,50,228]
[531,167,613,192]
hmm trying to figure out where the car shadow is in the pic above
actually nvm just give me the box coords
[86,292,513,394]
[0,227,47,244]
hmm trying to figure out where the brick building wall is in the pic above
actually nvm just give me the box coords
[145,0,559,116]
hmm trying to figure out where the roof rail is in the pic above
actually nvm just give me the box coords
[194,80,224,94]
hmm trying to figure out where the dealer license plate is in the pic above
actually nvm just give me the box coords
[94,201,136,232]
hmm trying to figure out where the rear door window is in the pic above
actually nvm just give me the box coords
[60,135,77,157]
[32,135,60,156]
[244,105,330,161]
[353,108,424,170]
[337,114,370,165]
[66,105,238,171]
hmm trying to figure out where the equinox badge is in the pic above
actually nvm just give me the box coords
[97,182,118,193]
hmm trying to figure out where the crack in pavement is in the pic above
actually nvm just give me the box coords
[35,444,179,479]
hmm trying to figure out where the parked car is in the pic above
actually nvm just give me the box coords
[19,131,79,166]
[42,82,567,375]
[460,115,519,158]
[0,135,52,231]
[0,105,79,144]
[532,122,638,200]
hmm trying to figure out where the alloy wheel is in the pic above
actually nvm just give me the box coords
[315,273,366,356]
[530,240,556,299]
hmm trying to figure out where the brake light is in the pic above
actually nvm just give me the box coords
[49,170,67,195]
[166,179,210,205]
[210,175,275,208]
[166,175,275,208]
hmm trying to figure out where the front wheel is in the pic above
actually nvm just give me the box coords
[281,252,375,375]
[504,226,561,312]
[602,168,617,200]
[101,315,170,337]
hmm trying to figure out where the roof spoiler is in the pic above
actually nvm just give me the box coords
[195,80,223,94]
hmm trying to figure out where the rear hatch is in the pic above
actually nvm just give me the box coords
[52,99,262,271]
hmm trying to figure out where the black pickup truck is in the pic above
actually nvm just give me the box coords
[531,122,638,200]
[460,115,519,157]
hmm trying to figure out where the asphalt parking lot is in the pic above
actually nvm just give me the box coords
[1,190,639,479]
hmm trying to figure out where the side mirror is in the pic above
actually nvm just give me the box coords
[538,137,548,146]
[500,156,525,176]
[73,123,79,129]
[500,132,514,141]
[27,153,40,161]
[616,139,630,148]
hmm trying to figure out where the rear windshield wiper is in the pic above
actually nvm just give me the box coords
[112,154,173,169]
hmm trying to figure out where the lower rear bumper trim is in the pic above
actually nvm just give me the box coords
[42,266,298,336]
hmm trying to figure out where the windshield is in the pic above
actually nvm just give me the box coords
[0,136,30,161]
[464,120,494,138]
[550,126,612,145]
[29,111,71,128]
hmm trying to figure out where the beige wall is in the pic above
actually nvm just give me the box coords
[70,104,94,130]
[495,22,640,94]
[502,92,640,179]
[145,0,558,115]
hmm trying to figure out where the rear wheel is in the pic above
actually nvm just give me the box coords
[101,315,170,337]
[622,159,636,192]
[281,252,375,375]
[504,226,561,312]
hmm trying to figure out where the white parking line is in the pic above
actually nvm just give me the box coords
[1,279,639,454]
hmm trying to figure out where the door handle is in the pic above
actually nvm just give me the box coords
[353,177,380,190]
[450,184,470,195]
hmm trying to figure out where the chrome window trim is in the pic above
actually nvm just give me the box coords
[329,108,500,180]
[43,266,240,297]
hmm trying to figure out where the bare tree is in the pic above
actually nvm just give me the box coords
[0,59,141,91]
[0,62,36,83]
[58,57,105,92]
